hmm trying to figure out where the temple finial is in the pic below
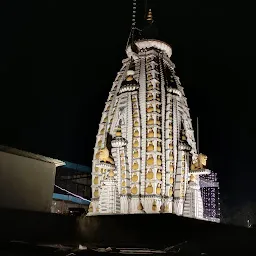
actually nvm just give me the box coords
[146,9,153,22]
[141,8,158,39]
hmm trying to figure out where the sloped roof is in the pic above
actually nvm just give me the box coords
[62,161,91,173]
[0,145,65,167]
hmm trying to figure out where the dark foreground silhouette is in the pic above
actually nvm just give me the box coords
[0,208,256,255]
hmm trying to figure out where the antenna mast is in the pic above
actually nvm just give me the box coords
[196,117,199,153]
[144,0,148,18]
[132,0,136,29]
[126,0,137,49]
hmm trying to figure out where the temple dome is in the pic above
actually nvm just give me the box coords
[126,39,172,59]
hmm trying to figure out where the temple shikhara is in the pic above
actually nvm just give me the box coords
[88,6,218,221]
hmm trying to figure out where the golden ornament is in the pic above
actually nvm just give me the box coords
[94,189,99,198]
[147,156,154,165]
[133,150,139,158]
[137,202,144,211]
[157,156,162,166]
[156,170,162,180]
[146,169,154,180]
[109,170,114,177]
[147,118,154,125]
[88,203,93,212]
[132,161,139,170]
[152,200,157,211]
[156,184,161,195]
[132,174,138,182]
[131,186,138,194]
[146,106,154,113]
[146,183,153,194]
[133,140,139,147]
[147,143,154,152]
[134,130,139,137]
[134,120,139,127]
[147,129,154,138]
[93,176,98,185]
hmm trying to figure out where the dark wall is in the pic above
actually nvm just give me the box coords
[0,151,56,212]
[0,208,77,244]
[78,213,256,253]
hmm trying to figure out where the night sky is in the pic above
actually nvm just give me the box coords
[1,0,255,210]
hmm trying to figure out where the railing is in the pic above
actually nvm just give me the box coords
[200,178,219,188]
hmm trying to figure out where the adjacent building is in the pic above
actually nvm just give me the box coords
[52,161,91,214]
[200,172,220,222]
[0,145,64,212]
[0,145,91,214]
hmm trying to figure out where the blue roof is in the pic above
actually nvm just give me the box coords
[62,161,91,173]
[52,193,90,205]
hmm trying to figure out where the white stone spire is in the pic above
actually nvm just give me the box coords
[88,8,212,220]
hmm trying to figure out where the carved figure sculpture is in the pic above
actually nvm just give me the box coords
[98,147,115,165]
[191,153,207,170]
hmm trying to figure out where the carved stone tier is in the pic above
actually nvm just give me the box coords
[126,39,172,59]
[111,137,128,148]
[178,142,192,151]
[167,87,182,97]
[96,162,115,170]
[119,84,139,94]
[189,169,211,175]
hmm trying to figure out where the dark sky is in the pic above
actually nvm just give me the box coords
[1,0,255,209]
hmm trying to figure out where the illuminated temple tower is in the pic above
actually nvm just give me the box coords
[88,9,211,219]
